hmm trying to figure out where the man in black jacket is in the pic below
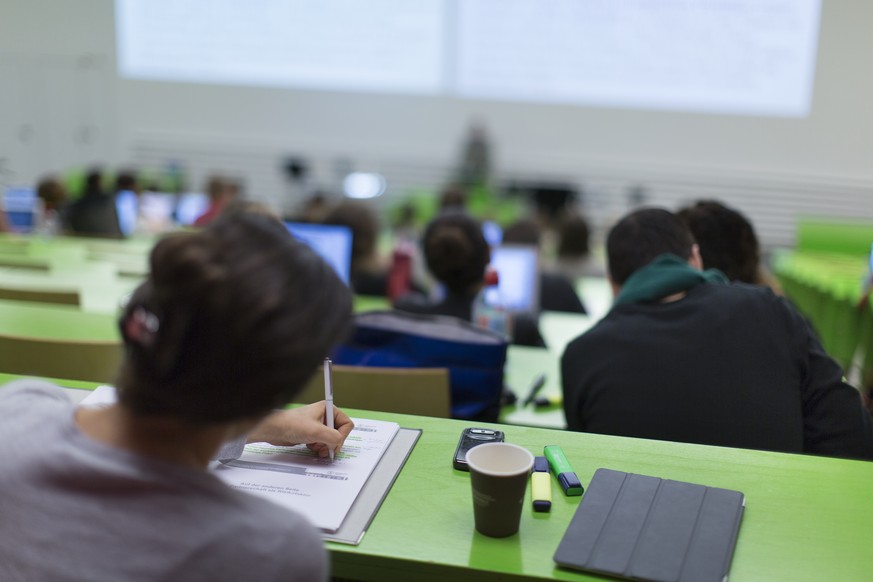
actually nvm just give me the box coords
[561,208,873,460]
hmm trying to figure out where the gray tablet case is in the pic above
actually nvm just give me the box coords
[554,468,744,582]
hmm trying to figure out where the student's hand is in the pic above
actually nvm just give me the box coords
[247,403,355,458]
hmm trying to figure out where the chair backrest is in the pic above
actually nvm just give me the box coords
[333,310,508,421]
[0,285,80,306]
[0,256,49,271]
[294,365,451,418]
[0,334,122,383]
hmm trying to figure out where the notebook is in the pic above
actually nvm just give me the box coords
[554,468,744,582]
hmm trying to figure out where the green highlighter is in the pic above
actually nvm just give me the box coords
[544,445,584,496]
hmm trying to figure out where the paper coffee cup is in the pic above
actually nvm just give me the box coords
[466,442,534,537]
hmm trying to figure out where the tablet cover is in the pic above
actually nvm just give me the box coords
[554,468,744,582]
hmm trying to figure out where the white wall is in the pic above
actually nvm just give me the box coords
[2,0,872,246]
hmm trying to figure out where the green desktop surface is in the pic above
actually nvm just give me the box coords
[331,410,873,582]
[0,299,120,341]
[1,381,870,581]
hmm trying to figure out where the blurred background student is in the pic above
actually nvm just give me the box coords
[63,168,124,239]
[502,217,587,314]
[677,199,783,295]
[394,211,545,346]
[193,174,240,227]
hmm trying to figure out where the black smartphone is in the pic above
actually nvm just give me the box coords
[453,427,505,471]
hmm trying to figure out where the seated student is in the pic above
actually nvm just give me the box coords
[36,174,69,214]
[552,211,606,279]
[63,168,124,239]
[323,200,390,296]
[677,200,783,294]
[193,174,240,227]
[395,211,545,347]
[561,207,873,460]
[34,175,69,235]
[502,218,587,314]
[0,213,355,580]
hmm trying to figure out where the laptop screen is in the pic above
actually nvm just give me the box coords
[487,244,539,313]
[284,222,353,285]
[3,187,39,233]
[115,190,138,236]
[175,192,209,226]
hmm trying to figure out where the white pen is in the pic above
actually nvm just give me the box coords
[323,357,335,461]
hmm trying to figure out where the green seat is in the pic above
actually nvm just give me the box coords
[0,285,80,307]
[0,334,122,383]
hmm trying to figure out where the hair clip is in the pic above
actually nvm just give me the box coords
[123,306,160,347]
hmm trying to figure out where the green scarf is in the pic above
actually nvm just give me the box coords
[615,254,728,306]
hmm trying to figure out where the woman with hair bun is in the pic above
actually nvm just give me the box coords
[395,211,544,347]
[0,213,354,580]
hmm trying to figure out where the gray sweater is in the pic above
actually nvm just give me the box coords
[0,380,327,582]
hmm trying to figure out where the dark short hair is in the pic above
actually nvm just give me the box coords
[556,213,591,258]
[117,212,352,423]
[502,218,541,247]
[423,211,489,295]
[676,200,760,284]
[607,207,695,285]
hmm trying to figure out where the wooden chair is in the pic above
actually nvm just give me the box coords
[295,365,451,418]
[0,334,122,383]
[0,285,80,306]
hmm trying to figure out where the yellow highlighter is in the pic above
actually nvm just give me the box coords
[531,456,552,512]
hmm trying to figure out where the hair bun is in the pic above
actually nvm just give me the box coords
[150,232,229,301]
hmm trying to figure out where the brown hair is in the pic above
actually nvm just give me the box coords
[423,212,489,295]
[677,200,760,284]
[117,213,352,423]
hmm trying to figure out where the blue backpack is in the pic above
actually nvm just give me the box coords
[332,310,508,421]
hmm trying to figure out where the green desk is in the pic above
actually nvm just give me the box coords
[0,373,101,391]
[502,346,564,428]
[7,383,872,581]
[353,295,391,313]
[538,312,595,356]
[575,276,613,322]
[0,299,119,341]
[0,268,138,314]
[337,413,873,582]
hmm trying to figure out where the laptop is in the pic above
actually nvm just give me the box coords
[3,186,40,233]
[284,222,353,285]
[486,244,540,313]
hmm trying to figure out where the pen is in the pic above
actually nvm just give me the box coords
[522,373,547,407]
[544,445,584,496]
[324,357,335,461]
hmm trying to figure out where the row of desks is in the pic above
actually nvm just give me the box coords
[0,234,605,429]
[0,296,587,428]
